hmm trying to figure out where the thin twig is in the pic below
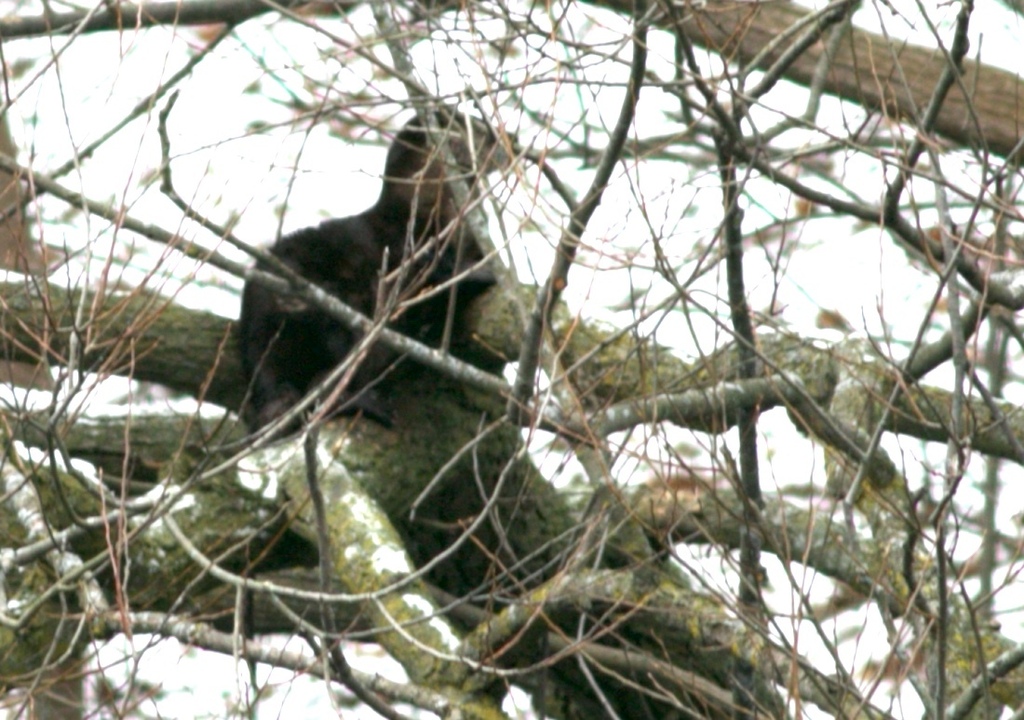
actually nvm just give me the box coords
[507,0,649,424]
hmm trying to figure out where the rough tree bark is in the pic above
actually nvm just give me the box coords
[2,1,1024,718]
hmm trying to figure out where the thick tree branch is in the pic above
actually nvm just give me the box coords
[3,2,1021,159]
[597,0,1023,159]
[0,1,320,38]
[6,280,1024,472]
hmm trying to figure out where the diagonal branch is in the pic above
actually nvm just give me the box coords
[0,0,312,38]
[593,0,1024,158]
[507,1,650,424]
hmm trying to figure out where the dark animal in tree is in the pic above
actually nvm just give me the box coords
[238,116,498,433]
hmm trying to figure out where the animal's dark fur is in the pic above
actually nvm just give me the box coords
[238,117,497,433]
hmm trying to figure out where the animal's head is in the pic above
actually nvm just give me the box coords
[378,111,507,222]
